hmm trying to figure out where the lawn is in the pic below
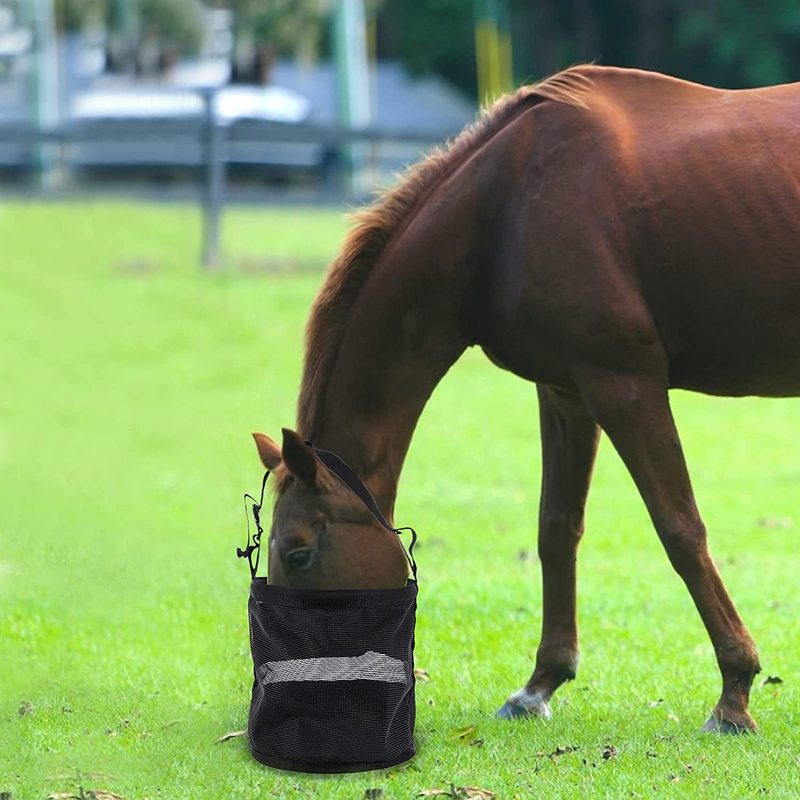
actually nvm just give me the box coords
[1,200,799,799]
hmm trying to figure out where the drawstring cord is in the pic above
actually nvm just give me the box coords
[395,527,418,580]
[238,469,270,580]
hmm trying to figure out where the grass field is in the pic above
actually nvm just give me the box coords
[2,200,799,799]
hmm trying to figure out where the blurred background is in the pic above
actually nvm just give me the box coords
[4,0,800,266]
[4,4,800,797]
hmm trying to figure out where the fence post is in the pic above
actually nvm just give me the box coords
[200,88,224,269]
[22,0,60,190]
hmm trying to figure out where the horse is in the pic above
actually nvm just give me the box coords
[252,64,800,734]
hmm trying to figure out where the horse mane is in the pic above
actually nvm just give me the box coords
[296,65,594,439]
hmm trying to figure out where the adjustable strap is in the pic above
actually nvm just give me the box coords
[309,443,417,579]
[309,446,393,530]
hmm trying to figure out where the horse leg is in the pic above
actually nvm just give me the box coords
[497,385,600,719]
[578,370,761,732]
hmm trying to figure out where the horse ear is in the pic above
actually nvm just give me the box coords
[252,432,282,470]
[281,427,317,486]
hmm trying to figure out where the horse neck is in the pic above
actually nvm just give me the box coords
[307,213,474,520]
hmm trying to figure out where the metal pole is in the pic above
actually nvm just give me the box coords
[332,0,371,196]
[201,88,224,270]
[23,0,59,189]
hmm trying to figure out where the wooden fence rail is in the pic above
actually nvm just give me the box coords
[0,89,452,268]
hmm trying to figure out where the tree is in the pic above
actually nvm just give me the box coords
[138,0,206,56]
[55,0,206,71]
[377,0,475,95]
[54,0,105,32]
[378,0,800,100]
[225,0,332,71]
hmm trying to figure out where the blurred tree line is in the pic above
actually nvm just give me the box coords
[379,0,800,94]
[55,0,207,72]
[54,0,800,93]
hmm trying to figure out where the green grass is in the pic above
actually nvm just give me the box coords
[1,200,799,799]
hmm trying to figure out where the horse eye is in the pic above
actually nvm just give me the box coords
[284,547,314,571]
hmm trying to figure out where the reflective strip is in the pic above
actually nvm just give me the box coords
[258,650,407,684]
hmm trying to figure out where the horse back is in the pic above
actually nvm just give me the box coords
[484,67,800,397]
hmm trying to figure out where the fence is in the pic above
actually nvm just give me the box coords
[0,89,453,268]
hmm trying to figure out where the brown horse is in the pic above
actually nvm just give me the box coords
[253,64,800,734]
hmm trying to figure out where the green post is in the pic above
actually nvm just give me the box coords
[332,0,371,196]
[474,0,513,106]
[22,0,59,189]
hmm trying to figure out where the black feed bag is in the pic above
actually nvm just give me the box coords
[238,443,419,773]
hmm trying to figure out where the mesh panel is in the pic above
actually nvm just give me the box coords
[246,579,417,772]
[257,651,408,684]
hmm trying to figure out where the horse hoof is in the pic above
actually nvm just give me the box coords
[496,688,552,720]
[701,714,757,734]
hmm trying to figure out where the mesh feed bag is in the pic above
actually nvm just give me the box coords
[237,444,419,773]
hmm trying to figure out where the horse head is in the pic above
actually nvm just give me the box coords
[251,428,412,590]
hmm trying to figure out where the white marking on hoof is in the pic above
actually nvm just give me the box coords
[502,687,552,720]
